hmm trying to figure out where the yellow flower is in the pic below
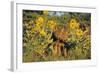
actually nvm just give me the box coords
[32,24,41,33]
[69,19,79,29]
[47,20,56,30]
[39,29,46,36]
[36,17,44,25]
[43,10,48,15]
[76,29,83,37]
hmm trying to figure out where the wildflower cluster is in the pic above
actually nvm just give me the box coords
[23,10,91,62]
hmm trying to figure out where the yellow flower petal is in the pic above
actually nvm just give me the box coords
[36,17,44,25]
[40,29,46,36]
[69,19,79,29]
[76,29,83,37]
[47,20,56,30]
